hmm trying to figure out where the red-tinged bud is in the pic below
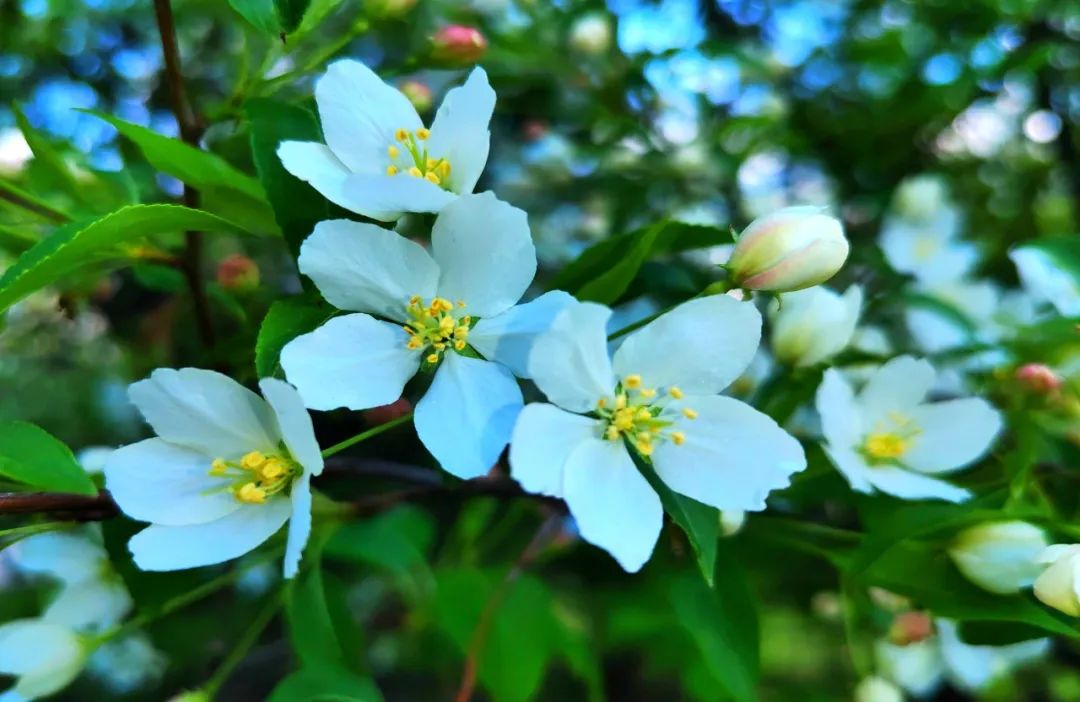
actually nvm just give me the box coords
[216,254,260,293]
[888,611,934,645]
[362,396,414,426]
[399,80,433,113]
[1015,363,1062,394]
[431,25,487,66]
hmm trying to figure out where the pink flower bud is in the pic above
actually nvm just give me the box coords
[1015,363,1061,394]
[888,611,933,645]
[216,254,260,292]
[727,206,849,292]
[399,80,433,113]
[431,25,487,66]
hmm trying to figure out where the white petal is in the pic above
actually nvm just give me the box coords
[341,172,457,221]
[864,466,971,503]
[104,439,240,527]
[259,379,324,477]
[876,639,945,698]
[44,579,132,632]
[297,219,438,320]
[432,192,536,318]
[509,402,601,498]
[315,59,421,174]
[414,354,523,479]
[276,141,370,213]
[528,301,615,413]
[816,369,863,448]
[283,474,312,579]
[469,290,574,378]
[612,295,761,395]
[9,531,106,585]
[281,314,420,411]
[128,368,279,458]
[563,438,662,572]
[824,445,876,494]
[653,395,805,511]
[427,67,496,195]
[902,398,1002,474]
[0,620,84,698]
[858,356,935,424]
[1011,247,1080,317]
[129,502,291,571]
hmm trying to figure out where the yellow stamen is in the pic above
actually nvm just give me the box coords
[407,166,422,178]
[640,388,656,399]
[865,433,908,460]
[441,162,452,177]
[416,127,430,140]
[240,450,266,471]
[426,353,439,364]
[682,408,698,420]
[386,165,398,176]
[615,394,628,410]
[209,458,228,476]
[624,374,642,389]
[259,458,287,481]
[425,172,441,185]
[395,128,409,141]
[454,340,467,350]
[635,438,654,456]
[387,145,399,159]
[236,483,266,504]
[425,158,437,169]
[671,431,686,445]
[597,398,607,409]
[669,386,684,399]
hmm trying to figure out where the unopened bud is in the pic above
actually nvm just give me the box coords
[431,25,487,66]
[948,521,1048,594]
[727,206,849,292]
[1015,363,1062,395]
[568,13,612,55]
[216,254,260,292]
[399,80,433,113]
[888,611,933,645]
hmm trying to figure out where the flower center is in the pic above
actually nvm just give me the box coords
[914,236,940,261]
[208,449,299,504]
[861,412,920,464]
[403,296,471,365]
[596,374,696,456]
[385,128,452,190]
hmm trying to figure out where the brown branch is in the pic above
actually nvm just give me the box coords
[453,513,563,702]
[0,491,118,521]
[153,0,215,349]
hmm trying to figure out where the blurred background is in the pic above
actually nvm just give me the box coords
[0,0,1078,699]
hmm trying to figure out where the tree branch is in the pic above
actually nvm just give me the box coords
[0,491,118,521]
[153,0,215,349]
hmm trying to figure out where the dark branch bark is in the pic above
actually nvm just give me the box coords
[153,0,215,349]
[0,491,118,521]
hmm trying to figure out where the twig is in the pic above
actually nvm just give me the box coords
[153,0,215,349]
[0,179,69,223]
[0,491,118,521]
[453,513,563,702]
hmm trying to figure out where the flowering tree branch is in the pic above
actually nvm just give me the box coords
[152,0,215,349]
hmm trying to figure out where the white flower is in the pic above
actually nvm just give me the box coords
[726,206,849,292]
[877,620,1048,696]
[854,676,903,702]
[769,285,862,367]
[948,521,1049,595]
[1010,246,1080,317]
[86,633,166,695]
[509,296,806,571]
[104,369,324,578]
[278,60,495,221]
[7,530,132,632]
[905,280,999,354]
[280,192,570,479]
[568,13,612,54]
[0,619,87,701]
[892,174,952,224]
[880,209,975,285]
[1033,543,1080,616]
[816,356,1002,503]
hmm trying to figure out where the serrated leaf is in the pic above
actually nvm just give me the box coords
[0,204,249,316]
[246,98,329,262]
[228,0,281,34]
[276,0,311,33]
[0,422,96,495]
[255,297,335,378]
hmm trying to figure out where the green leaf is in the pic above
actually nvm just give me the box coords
[635,453,719,585]
[325,505,435,576]
[550,221,727,303]
[228,0,311,35]
[13,104,84,205]
[276,0,311,33]
[0,422,96,495]
[246,98,329,261]
[83,112,279,233]
[255,297,336,378]
[267,665,382,702]
[285,564,349,669]
[0,204,249,316]
[670,544,760,702]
